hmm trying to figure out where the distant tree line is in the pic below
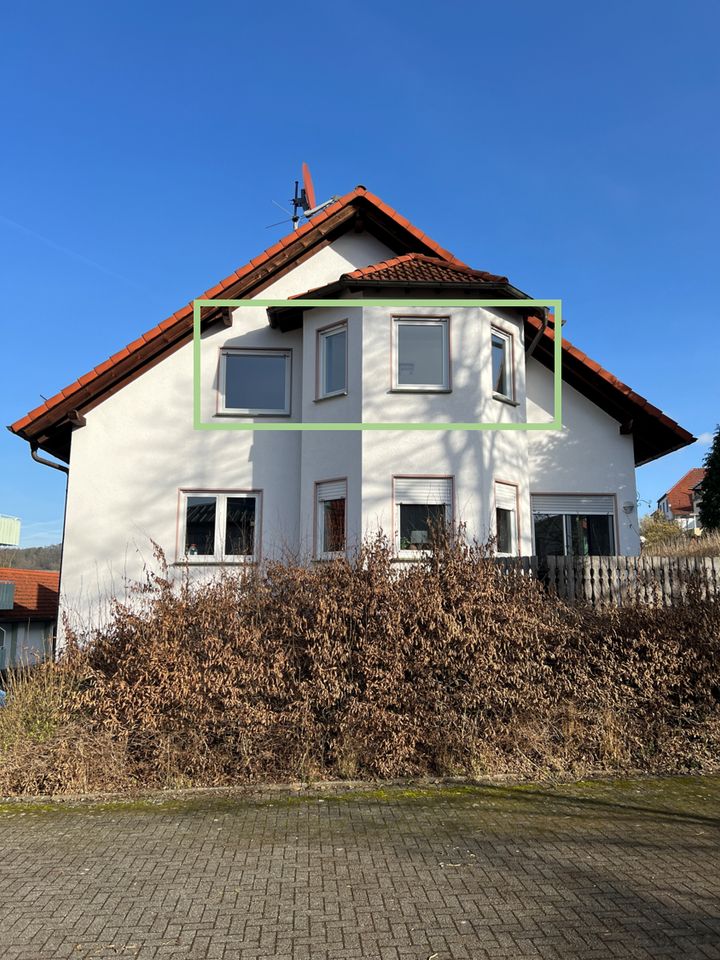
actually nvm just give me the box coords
[0,543,61,570]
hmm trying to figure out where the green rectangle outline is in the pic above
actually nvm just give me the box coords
[193,298,562,431]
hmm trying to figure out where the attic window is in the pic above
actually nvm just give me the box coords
[393,318,449,391]
[220,349,291,416]
[491,329,513,400]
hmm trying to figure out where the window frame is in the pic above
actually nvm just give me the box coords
[314,478,348,559]
[491,326,515,402]
[530,494,617,558]
[392,316,450,392]
[218,347,292,417]
[316,321,348,400]
[393,475,454,558]
[178,490,261,564]
[494,480,519,557]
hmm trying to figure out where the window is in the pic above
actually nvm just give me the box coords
[316,479,347,557]
[394,477,453,554]
[491,329,513,400]
[318,324,347,398]
[393,318,449,391]
[220,349,290,416]
[182,491,259,562]
[495,482,518,556]
[531,495,615,558]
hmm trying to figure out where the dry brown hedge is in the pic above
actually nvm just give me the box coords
[1,534,719,795]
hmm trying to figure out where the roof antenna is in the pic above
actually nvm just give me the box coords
[266,163,338,230]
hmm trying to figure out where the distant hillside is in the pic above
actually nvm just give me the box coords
[0,543,62,571]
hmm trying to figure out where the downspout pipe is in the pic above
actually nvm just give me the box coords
[30,442,69,475]
[526,309,549,358]
[29,441,68,660]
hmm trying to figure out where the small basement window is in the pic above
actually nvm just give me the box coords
[220,349,291,416]
[491,329,513,400]
[394,477,453,555]
[318,323,347,399]
[316,479,347,558]
[181,491,260,562]
[393,318,449,391]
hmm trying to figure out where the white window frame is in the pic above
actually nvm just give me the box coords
[494,481,519,557]
[491,327,514,401]
[317,322,348,399]
[394,476,453,557]
[180,491,261,563]
[392,317,450,391]
[315,479,347,559]
[219,348,291,416]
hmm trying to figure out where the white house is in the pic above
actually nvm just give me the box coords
[9,186,694,630]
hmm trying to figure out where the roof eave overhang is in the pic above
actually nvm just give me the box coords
[268,280,539,331]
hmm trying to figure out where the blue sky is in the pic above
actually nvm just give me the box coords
[1,1,718,546]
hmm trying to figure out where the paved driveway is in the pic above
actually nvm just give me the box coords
[1,777,719,959]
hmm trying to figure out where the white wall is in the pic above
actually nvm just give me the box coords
[526,358,641,555]
[60,235,395,632]
[59,230,643,634]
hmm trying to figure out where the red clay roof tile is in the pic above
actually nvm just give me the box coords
[660,468,706,514]
[0,568,59,622]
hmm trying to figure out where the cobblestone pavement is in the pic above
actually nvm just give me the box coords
[1,777,719,959]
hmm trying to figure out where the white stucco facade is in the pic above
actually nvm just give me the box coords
[58,233,641,631]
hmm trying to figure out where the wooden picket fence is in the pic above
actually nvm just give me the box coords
[496,555,720,607]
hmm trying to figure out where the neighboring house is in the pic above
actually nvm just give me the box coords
[657,468,706,534]
[8,185,694,632]
[0,568,59,670]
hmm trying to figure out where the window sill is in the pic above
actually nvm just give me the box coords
[389,388,452,394]
[313,392,348,403]
[215,412,291,419]
[492,393,520,407]
[173,559,257,567]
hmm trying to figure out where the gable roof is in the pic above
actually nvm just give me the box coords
[8,187,465,462]
[658,468,706,514]
[0,568,60,622]
[8,186,695,468]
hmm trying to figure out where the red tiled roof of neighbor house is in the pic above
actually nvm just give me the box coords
[0,568,60,622]
[660,468,706,515]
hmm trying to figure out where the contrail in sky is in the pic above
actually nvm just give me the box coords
[0,212,146,290]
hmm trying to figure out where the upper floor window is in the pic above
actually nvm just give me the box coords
[393,318,449,391]
[316,479,347,558]
[220,348,291,416]
[181,491,260,562]
[317,323,347,399]
[394,476,453,555]
[491,329,514,401]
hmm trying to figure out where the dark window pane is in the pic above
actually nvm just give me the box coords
[397,324,445,386]
[225,497,256,556]
[569,513,614,556]
[533,513,565,557]
[492,334,508,396]
[224,353,287,412]
[399,503,446,550]
[186,496,216,556]
[323,329,346,395]
[496,507,513,554]
[322,498,346,553]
